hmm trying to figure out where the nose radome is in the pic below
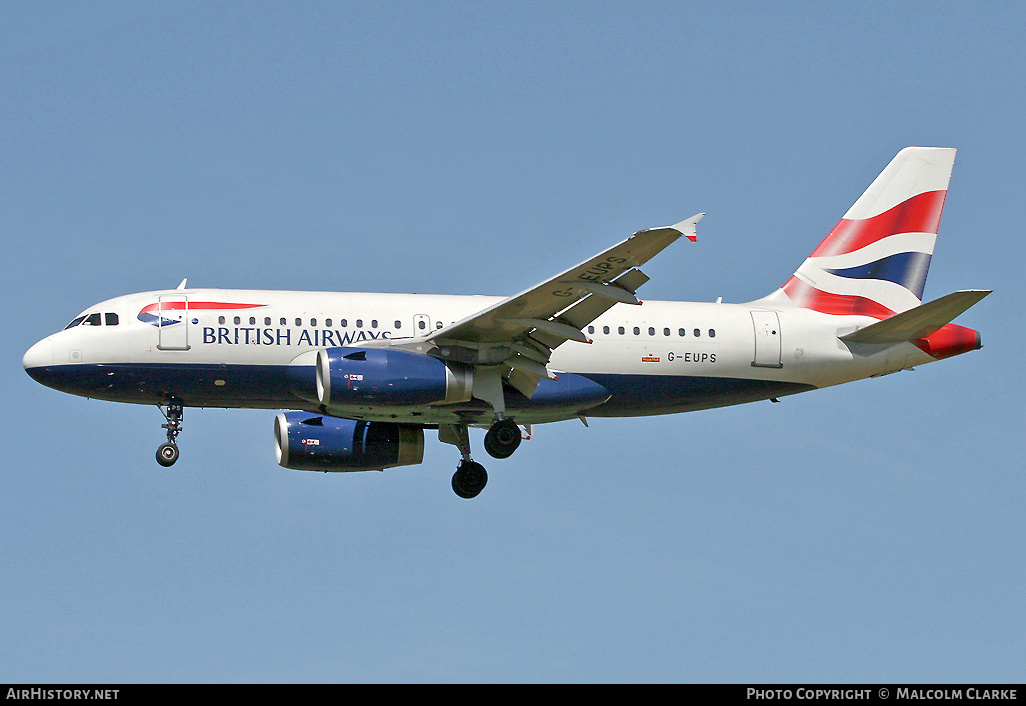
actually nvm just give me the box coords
[23,337,54,370]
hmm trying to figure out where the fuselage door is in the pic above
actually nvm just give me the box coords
[751,310,782,368]
[157,294,191,351]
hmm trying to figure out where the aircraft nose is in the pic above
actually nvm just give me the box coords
[23,337,54,372]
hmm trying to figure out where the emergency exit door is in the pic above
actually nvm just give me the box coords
[751,310,782,368]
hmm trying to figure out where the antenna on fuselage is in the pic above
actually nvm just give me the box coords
[176,278,188,290]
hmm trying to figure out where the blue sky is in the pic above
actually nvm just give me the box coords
[2,2,1023,683]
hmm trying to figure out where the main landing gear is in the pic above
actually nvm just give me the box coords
[155,400,183,467]
[442,417,525,499]
[483,417,522,459]
[452,459,488,499]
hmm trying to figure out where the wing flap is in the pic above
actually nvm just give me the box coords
[556,268,650,330]
[500,317,590,343]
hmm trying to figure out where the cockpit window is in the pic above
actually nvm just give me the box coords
[63,311,117,331]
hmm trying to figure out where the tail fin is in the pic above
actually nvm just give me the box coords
[779,147,957,318]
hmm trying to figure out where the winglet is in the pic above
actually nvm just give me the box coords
[671,213,705,242]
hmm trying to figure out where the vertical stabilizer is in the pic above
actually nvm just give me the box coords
[777,147,957,318]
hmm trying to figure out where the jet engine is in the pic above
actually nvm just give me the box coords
[315,347,473,408]
[274,411,424,472]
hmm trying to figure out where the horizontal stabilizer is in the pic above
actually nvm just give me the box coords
[839,290,991,344]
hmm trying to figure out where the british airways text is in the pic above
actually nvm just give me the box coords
[202,327,391,346]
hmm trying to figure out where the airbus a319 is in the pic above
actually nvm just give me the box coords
[23,147,989,497]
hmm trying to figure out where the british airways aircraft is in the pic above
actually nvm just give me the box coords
[23,147,989,498]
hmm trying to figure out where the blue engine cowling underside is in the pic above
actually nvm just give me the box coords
[293,346,612,413]
[274,411,424,472]
[316,347,456,406]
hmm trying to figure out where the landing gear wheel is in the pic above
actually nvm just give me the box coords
[156,442,180,467]
[452,460,488,499]
[155,400,184,468]
[484,418,521,459]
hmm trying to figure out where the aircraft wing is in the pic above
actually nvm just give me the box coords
[425,214,703,392]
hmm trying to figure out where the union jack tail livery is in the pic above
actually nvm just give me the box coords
[780,146,956,319]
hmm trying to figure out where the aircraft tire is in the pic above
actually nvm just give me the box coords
[156,442,180,467]
[452,461,487,499]
[484,419,521,459]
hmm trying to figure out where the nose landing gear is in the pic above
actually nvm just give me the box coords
[156,400,183,467]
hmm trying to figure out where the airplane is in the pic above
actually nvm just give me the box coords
[23,147,990,498]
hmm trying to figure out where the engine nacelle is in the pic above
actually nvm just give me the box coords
[315,347,473,408]
[274,411,424,472]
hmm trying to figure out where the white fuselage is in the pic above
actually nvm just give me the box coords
[23,287,935,427]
